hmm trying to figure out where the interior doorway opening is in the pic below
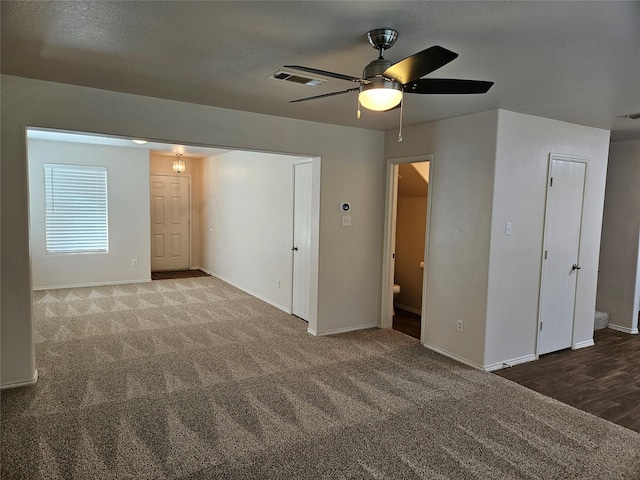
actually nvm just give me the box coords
[25,127,320,333]
[381,155,434,341]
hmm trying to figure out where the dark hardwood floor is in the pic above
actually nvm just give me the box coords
[495,328,640,433]
[393,309,421,339]
[151,269,210,280]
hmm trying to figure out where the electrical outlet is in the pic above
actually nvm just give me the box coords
[456,320,464,332]
[132,259,138,267]
[276,279,281,288]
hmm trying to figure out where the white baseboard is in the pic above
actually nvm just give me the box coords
[573,339,595,349]
[394,303,422,315]
[607,323,639,334]
[484,354,537,372]
[423,343,538,372]
[33,279,151,291]
[308,323,378,336]
[422,343,485,371]
[1,369,38,390]
[203,270,291,315]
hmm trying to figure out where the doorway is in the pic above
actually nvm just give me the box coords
[537,155,587,355]
[25,127,321,331]
[382,155,434,341]
[150,174,190,272]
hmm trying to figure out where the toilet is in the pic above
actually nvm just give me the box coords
[392,284,401,314]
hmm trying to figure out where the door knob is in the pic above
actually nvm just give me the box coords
[572,264,581,271]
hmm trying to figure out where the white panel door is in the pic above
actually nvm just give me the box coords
[292,162,312,320]
[150,175,190,271]
[538,157,586,355]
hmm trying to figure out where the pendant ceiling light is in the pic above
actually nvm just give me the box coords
[173,153,185,173]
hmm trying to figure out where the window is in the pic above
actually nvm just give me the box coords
[44,163,108,254]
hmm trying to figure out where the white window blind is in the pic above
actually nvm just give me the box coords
[44,163,108,254]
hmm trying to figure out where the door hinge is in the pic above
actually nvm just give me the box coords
[544,250,548,260]
[539,322,543,331]
[550,177,554,187]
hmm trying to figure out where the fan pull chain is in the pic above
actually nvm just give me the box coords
[398,95,404,142]
[357,96,361,119]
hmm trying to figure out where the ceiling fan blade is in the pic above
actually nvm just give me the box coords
[284,65,368,84]
[404,78,494,94]
[290,87,359,103]
[383,46,458,84]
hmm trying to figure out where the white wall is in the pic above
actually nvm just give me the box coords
[596,140,640,334]
[28,138,151,289]
[199,150,308,312]
[385,111,499,368]
[385,109,610,370]
[486,111,610,368]
[0,74,384,387]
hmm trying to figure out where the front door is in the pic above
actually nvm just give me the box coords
[538,156,587,355]
[150,174,190,271]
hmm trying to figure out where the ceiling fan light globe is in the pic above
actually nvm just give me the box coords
[359,83,403,111]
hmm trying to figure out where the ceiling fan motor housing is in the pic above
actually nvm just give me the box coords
[361,58,402,96]
[362,58,391,79]
[367,28,399,51]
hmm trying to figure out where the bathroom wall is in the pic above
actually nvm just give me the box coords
[395,197,427,312]
[386,111,498,368]
[394,163,428,313]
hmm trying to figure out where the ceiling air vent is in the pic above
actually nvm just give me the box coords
[269,70,326,87]
[618,112,640,120]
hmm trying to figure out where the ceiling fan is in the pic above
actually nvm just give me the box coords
[285,28,493,113]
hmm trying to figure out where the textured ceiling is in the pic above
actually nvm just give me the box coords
[2,1,639,141]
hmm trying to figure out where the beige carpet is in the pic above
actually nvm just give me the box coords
[2,276,639,479]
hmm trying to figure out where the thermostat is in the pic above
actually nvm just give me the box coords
[340,202,351,213]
